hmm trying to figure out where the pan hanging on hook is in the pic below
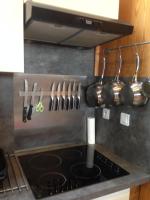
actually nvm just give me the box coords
[102,48,125,106]
[86,50,107,107]
[120,45,148,106]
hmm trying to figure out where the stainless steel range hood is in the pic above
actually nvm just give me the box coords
[24,1,133,48]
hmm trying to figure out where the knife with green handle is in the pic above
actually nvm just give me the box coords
[36,89,44,112]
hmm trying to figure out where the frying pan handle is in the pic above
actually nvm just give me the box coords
[132,53,140,82]
[99,57,106,85]
[114,53,122,82]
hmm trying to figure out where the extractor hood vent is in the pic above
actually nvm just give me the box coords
[24,2,133,48]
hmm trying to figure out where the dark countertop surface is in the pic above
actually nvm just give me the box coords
[0,143,150,200]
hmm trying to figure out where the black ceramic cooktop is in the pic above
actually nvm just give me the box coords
[18,145,129,199]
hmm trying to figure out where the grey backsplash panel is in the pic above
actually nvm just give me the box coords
[14,73,94,150]
[24,40,94,75]
[0,73,14,151]
[95,77,150,173]
[0,41,95,151]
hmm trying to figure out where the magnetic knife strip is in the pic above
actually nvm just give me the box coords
[19,80,82,123]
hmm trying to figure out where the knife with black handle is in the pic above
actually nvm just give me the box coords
[23,80,28,122]
[62,81,67,110]
[49,82,56,111]
[27,82,37,120]
[76,82,81,109]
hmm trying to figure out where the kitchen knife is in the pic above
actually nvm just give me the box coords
[72,81,76,109]
[27,82,37,120]
[50,82,57,111]
[67,82,72,110]
[57,82,63,111]
[62,81,67,110]
[48,83,53,111]
[23,79,28,122]
[76,82,81,109]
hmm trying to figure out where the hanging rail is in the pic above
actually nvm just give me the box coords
[104,41,150,53]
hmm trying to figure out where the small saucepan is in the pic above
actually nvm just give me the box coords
[103,50,125,106]
[142,78,150,98]
[86,56,106,107]
[121,52,148,106]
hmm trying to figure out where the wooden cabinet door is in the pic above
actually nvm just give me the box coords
[93,189,130,200]
[24,0,119,19]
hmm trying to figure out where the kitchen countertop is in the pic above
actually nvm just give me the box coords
[0,143,150,200]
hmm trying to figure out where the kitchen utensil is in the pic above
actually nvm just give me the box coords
[76,82,81,109]
[49,82,57,111]
[23,79,28,122]
[35,90,44,112]
[104,50,125,106]
[0,149,7,181]
[57,82,63,111]
[72,81,76,109]
[49,82,54,111]
[86,56,106,107]
[62,81,67,110]
[142,78,150,98]
[66,82,72,110]
[121,52,148,106]
[27,82,37,120]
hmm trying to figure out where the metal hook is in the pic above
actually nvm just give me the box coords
[132,44,140,82]
[99,49,106,85]
[114,47,122,82]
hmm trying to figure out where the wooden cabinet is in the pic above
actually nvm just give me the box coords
[93,189,130,200]
[0,0,24,72]
[24,0,119,20]
[96,0,150,77]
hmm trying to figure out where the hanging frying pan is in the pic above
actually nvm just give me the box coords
[86,56,106,107]
[121,52,148,106]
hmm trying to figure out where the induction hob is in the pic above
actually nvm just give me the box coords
[18,145,129,199]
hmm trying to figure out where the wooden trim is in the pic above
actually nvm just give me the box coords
[94,46,102,76]
[129,186,140,200]
[130,182,150,200]
[96,0,150,77]
[139,182,150,200]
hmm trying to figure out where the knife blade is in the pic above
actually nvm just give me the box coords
[62,81,67,110]
[76,82,81,109]
[67,82,72,110]
[57,82,63,111]
[72,81,76,109]
[23,79,28,122]
[27,82,37,120]
[49,82,56,111]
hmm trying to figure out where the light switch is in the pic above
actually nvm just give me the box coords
[120,112,130,126]
[102,108,110,120]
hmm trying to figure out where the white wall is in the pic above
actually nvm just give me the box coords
[0,0,24,72]
[25,0,119,19]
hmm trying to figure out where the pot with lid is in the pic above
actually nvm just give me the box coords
[86,56,106,107]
